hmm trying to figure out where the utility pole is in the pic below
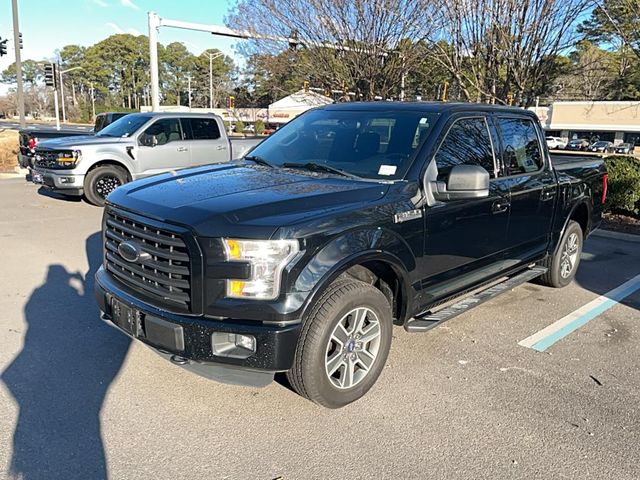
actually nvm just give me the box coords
[187,74,192,111]
[58,62,66,123]
[149,12,161,111]
[11,0,25,128]
[90,82,96,120]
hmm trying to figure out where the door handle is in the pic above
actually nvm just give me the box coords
[176,146,188,152]
[541,188,556,201]
[216,145,227,150]
[492,199,510,214]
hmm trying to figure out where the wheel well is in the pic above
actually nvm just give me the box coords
[342,262,405,325]
[570,202,589,235]
[86,160,131,181]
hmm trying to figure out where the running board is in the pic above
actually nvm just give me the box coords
[404,267,547,333]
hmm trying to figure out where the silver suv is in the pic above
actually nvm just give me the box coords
[33,112,261,206]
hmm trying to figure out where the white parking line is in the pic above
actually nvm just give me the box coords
[519,274,640,352]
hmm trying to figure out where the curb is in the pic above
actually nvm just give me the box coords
[592,229,640,243]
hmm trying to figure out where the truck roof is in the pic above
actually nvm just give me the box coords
[319,101,536,117]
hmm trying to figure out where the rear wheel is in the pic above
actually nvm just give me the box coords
[84,165,128,207]
[537,220,583,288]
[287,278,393,408]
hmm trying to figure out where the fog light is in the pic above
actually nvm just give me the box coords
[211,332,256,359]
[60,177,75,184]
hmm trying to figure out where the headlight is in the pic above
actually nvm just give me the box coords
[222,239,299,300]
[55,150,81,168]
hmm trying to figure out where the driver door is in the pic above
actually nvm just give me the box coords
[419,115,512,305]
[135,117,191,177]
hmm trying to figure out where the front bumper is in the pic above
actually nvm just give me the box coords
[33,168,84,196]
[95,267,301,387]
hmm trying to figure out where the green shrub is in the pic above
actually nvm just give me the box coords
[255,119,265,135]
[234,120,245,134]
[604,155,640,216]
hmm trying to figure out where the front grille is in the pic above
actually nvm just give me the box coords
[104,209,192,311]
[34,149,60,169]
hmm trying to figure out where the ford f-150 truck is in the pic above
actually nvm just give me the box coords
[33,112,262,206]
[18,112,129,170]
[95,102,607,408]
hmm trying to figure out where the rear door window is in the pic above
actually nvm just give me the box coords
[434,117,497,179]
[182,118,221,140]
[497,117,544,175]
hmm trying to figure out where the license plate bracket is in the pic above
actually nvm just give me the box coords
[111,298,141,336]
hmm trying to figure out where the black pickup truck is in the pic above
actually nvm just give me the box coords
[95,102,607,408]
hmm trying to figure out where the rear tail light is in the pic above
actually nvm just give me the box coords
[601,174,608,204]
[27,137,37,151]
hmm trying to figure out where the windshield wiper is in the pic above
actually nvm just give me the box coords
[283,162,360,179]
[244,155,274,168]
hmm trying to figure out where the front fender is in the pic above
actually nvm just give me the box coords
[290,227,416,322]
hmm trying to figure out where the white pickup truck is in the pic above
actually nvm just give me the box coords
[32,112,262,206]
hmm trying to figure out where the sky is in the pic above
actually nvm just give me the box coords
[0,0,241,94]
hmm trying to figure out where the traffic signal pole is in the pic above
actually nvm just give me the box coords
[11,0,26,128]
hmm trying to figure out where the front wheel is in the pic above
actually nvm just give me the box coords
[287,278,393,408]
[84,165,128,207]
[537,220,583,288]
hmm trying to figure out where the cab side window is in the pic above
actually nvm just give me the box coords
[434,117,496,180]
[498,117,543,175]
[139,118,182,146]
[182,118,221,140]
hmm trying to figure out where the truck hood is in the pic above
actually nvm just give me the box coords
[107,163,389,238]
[39,135,126,149]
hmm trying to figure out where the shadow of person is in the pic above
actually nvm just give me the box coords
[1,232,131,480]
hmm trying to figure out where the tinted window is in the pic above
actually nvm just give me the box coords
[139,118,182,146]
[96,113,151,138]
[434,117,496,179]
[183,117,221,140]
[498,118,543,174]
[245,109,437,180]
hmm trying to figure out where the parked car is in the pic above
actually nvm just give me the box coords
[545,136,566,150]
[614,143,633,155]
[18,112,130,170]
[95,102,607,408]
[565,138,589,151]
[589,141,613,153]
[32,112,262,206]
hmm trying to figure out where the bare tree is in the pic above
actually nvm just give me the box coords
[227,0,437,100]
[424,0,593,105]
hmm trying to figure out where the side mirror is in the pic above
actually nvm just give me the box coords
[141,135,158,147]
[432,164,490,201]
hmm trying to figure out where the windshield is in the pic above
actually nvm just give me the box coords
[246,108,438,180]
[594,141,609,147]
[569,139,583,145]
[96,113,151,138]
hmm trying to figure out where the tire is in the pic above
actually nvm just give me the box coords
[287,278,393,408]
[537,220,583,288]
[83,165,128,207]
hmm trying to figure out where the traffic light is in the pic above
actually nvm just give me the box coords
[289,30,299,51]
[228,96,235,109]
[44,63,56,87]
[19,32,23,50]
[0,37,7,57]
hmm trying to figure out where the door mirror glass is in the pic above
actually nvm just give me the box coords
[140,134,158,147]
[432,164,489,201]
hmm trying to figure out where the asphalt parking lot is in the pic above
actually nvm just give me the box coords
[1,178,639,480]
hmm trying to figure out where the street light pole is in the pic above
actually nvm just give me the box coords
[11,0,25,128]
[149,12,161,111]
[58,62,66,123]
[208,51,223,110]
[187,74,192,111]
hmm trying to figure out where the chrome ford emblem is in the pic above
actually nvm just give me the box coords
[118,241,150,263]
